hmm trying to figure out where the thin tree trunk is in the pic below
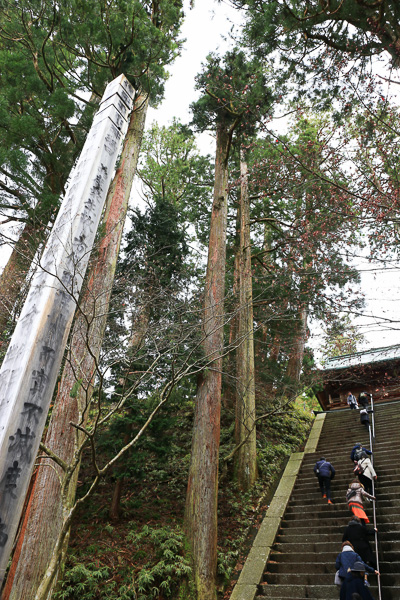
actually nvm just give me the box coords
[0,222,45,343]
[227,207,240,413]
[284,305,308,397]
[184,120,230,600]
[109,476,125,522]
[3,94,148,600]
[235,149,257,491]
[259,222,282,397]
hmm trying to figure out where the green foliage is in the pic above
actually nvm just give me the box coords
[0,0,184,243]
[94,390,192,483]
[191,49,274,135]
[235,0,400,104]
[257,406,313,478]
[126,524,194,599]
[56,525,194,600]
[54,561,110,600]
[137,120,214,244]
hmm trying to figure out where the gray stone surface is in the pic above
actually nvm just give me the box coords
[253,516,282,548]
[0,74,134,583]
[230,584,258,600]
[229,452,305,600]
[304,413,326,454]
[257,403,400,599]
[236,546,271,585]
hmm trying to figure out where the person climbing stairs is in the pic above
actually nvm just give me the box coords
[253,400,400,599]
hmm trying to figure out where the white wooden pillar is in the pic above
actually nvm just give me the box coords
[0,74,134,582]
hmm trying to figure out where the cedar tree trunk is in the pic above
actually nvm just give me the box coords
[285,305,308,397]
[184,119,230,600]
[235,149,257,490]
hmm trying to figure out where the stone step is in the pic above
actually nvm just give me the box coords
[256,583,389,599]
[302,450,400,466]
[266,560,400,574]
[288,490,399,503]
[279,520,400,533]
[294,470,400,486]
[267,550,400,563]
[246,404,400,600]
[284,502,397,516]
[275,530,397,542]
[263,572,395,586]
[271,540,400,553]
[319,421,400,430]
[257,584,340,599]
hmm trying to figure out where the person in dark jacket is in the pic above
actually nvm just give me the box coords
[350,443,372,462]
[340,561,376,600]
[342,517,377,568]
[360,409,372,431]
[314,457,335,503]
[358,392,370,409]
[336,542,376,580]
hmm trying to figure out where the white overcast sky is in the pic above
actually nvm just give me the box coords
[146,0,242,151]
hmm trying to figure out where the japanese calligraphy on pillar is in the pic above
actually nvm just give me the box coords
[0,74,134,582]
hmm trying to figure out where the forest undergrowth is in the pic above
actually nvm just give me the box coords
[54,398,315,600]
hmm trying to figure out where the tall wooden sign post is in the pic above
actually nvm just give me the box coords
[0,75,134,583]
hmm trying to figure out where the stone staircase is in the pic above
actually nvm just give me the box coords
[255,401,400,599]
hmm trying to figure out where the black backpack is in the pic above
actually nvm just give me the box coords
[354,447,367,461]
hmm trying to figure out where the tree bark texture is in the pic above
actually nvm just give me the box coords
[0,222,45,343]
[184,120,230,600]
[3,95,148,600]
[235,151,257,491]
[109,477,125,522]
[227,208,240,413]
[285,305,308,396]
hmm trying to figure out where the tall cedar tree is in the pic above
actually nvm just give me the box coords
[184,49,272,600]
[230,1,400,75]
[235,148,257,490]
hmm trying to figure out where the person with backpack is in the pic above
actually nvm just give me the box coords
[313,456,335,504]
[335,543,377,592]
[346,480,376,524]
[347,392,358,410]
[354,454,377,495]
[359,409,372,431]
[350,443,372,463]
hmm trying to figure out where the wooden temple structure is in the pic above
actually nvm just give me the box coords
[316,344,400,410]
